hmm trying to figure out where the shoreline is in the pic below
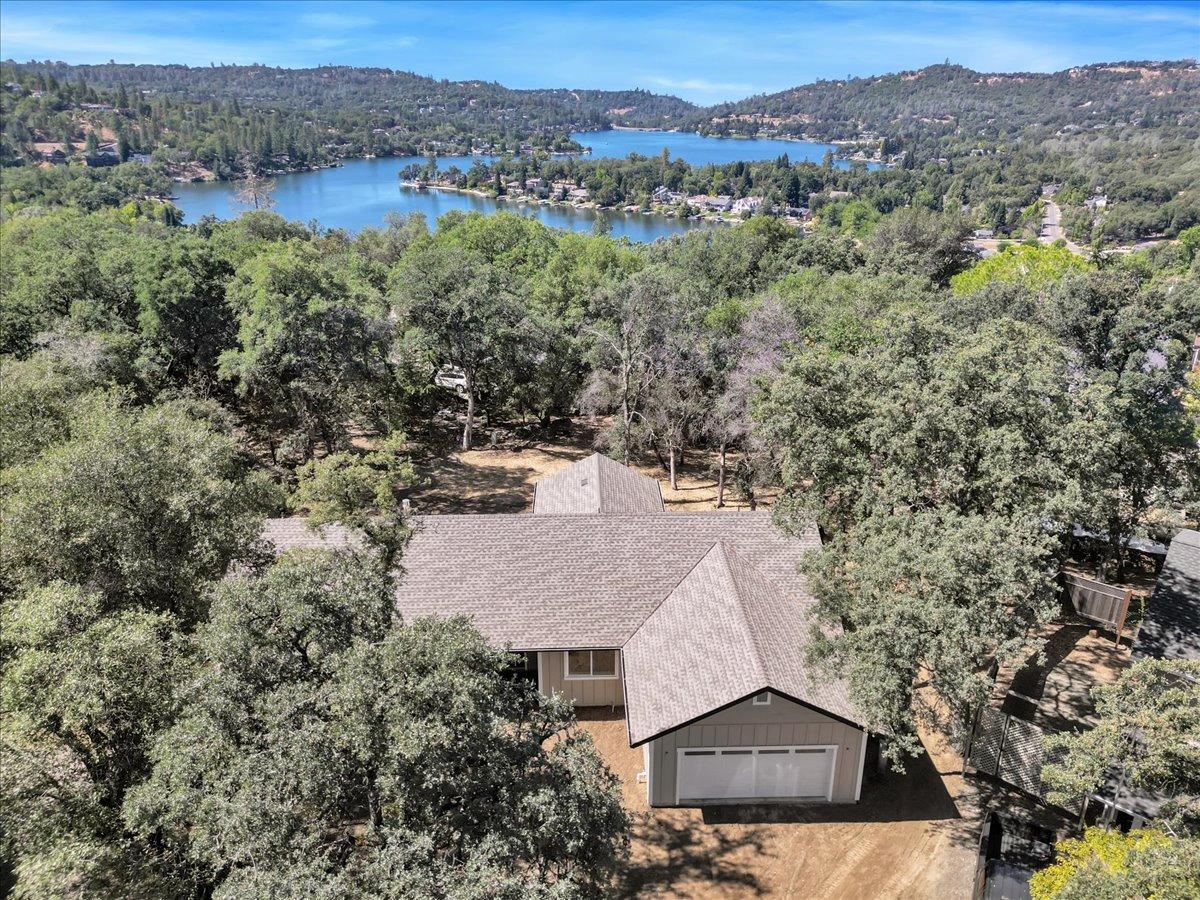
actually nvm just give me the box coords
[403,180,750,228]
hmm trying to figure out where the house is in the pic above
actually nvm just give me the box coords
[568,187,590,201]
[1132,529,1199,663]
[33,142,68,164]
[265,454,871,807]
[732,196,763,215]
[84,149,120,168]
[524,177,546,191]
[651,185,672,204]
[708,195,733,212]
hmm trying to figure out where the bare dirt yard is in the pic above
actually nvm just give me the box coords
[402,423,982,898]
[580,708,980,899]
[402,418,775,515]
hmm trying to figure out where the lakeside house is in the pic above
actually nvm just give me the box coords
[688,194,734,212]
[732,196,764,215]
[265,454,873,807]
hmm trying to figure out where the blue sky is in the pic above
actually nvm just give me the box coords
[1,0,1196,103]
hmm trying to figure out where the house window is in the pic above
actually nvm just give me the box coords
[752,691,771,706]
[565,649,618,679]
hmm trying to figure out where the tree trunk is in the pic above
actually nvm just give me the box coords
[462,371,476,451]
[668,445,678,491]
[716,442,727,508]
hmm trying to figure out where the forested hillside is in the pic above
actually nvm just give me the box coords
[695,61,1198,141]
[0,61,695,177]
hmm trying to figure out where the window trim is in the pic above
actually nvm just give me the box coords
[564,649,620,680]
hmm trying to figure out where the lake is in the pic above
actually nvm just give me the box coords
[572,129,838,166]
[171,130,847,241]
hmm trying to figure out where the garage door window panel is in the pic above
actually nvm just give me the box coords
[678,746,837,802]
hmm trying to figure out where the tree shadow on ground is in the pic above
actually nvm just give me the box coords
[619,811,773,897]
[700,735,961,828]
[403,456,539,514]
[1007,623,1090,702]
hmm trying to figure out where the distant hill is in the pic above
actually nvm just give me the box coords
[687,61,1199,143]
[3,62,699,130]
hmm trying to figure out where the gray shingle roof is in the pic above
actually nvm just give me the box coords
[1133,529,1200,662]
[532,453,664,515]
[622,542,861,744]
[391,513,819,649]
[261,458,862,736]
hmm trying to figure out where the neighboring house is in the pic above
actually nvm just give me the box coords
[731,196,763,215]
[1132,528,1199,663]
[568,187,590,201]
[33,142,68,163]
[84,149,120,167]
[265,453,870,807]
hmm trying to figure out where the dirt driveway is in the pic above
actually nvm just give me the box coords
[578,710,980,899]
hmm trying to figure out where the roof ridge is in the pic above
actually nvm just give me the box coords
[715,540,771,687]
[589,452,605,512]
[623,540,731,649]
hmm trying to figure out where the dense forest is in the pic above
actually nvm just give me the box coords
[0,61,694,175]
[2,56,1200,896]
[2,199,1198,895]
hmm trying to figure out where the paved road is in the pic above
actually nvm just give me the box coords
[1039,199,1064,243]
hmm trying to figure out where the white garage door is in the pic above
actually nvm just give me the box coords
[677,745,837,802]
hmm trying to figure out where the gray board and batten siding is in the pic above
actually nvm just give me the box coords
[645,693,866,807]
[538,650,626,707]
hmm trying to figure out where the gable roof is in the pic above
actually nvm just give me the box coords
[261,457,861,735]
[1133,529,1200,662]
[622,542,861,744]
[532,453,664,515]
[390,513,819,649]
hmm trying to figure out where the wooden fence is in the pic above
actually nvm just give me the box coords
[1060,572,1134,644]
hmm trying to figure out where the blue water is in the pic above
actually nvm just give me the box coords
[172,130,854,241]
[571,129,839,166]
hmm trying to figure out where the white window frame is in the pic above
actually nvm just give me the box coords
[564,649,620,680]
[752,691,772,706]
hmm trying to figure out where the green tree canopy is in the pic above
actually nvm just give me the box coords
[757,315,1107,760]
[0,393,274,621]
[126,551,630,898]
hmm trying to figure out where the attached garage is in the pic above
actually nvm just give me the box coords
[677,745,837,803]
